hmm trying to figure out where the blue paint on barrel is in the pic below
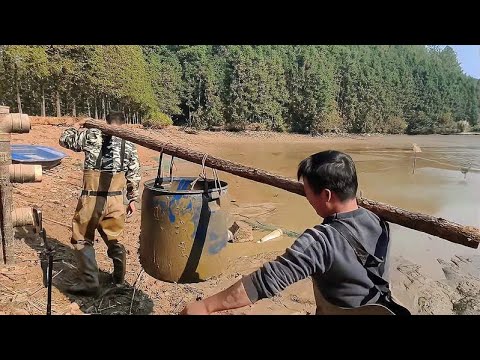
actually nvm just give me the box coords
[168,205,176,223]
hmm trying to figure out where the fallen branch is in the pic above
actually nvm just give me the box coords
[0,272,15,281]
[0,281,15,293]
[27,300,43,313]
[129,269,145,315]
[59,260,77,270]
[29,269,63,296]
[237,216,301,238]
[43,218,72,229]
[99,304,117,312]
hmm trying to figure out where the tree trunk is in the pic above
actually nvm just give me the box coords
[41,83,46,117]
[56,90,61,117]
[72,98,76,117]
[94,97,98,119]
[87,98,91,117]
[102,96,106,119]
[198,78,202,109]
[84,119,480,249]
[14,64,22,114]
[30,90,36,116]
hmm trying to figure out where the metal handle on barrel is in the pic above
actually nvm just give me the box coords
[154,149,176,188]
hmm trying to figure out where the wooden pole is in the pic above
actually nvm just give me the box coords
[412,143,421,175]
[0,110,35,263]
[85,119,480,249]
[0,133,13,264]
[0,106,9,263]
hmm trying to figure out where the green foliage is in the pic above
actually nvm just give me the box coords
[435,112,458,134]
[383,116,408,134]
[457,120,470,133]
[311,108,344,135]
[0,45,478,134]
[142,111,172,128]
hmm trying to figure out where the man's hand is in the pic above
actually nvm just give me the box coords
[76,117,93,128]
[180,300,210,315]
[126,202,136,217]
[179,279,252,315]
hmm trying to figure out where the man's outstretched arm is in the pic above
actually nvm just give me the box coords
[180,226,332,315]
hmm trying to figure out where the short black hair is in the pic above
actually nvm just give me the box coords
[297,150,358,201]
[106,111,125,125]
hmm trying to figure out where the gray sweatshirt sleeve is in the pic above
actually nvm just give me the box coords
[242,226,333,303]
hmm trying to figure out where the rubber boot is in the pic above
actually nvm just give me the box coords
[107,242,126,285]
[67,245,100,297]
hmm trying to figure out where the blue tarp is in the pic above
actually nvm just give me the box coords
[11,145,67,169]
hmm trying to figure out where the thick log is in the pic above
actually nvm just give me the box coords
[85,119,305,195]
[358,198,479,248]
[85,119,480,249]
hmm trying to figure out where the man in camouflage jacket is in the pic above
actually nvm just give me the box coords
[59,111,141,296]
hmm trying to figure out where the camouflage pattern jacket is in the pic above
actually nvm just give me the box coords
[59,127,141,202]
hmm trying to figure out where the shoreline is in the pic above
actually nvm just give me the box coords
[29,116,478,142]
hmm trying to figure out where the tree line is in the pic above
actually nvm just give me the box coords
[1,45,478,134]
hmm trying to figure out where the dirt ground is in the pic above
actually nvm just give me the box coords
[1,118,479,315]
[1,121,322,315]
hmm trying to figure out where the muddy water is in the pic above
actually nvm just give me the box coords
[194,134,480,280]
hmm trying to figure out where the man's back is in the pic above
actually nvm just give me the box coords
[315,207,390,308]
[243,207,390,312]
[59,127,141,201]
[60,128,137,171]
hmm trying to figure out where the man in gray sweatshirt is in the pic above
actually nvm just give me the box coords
[180,150,407,315]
